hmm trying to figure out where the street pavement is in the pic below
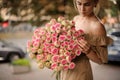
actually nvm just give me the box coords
[0,38,120,80]
[0,60,56,80]
[0,60,120,80]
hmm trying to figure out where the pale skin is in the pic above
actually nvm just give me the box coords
[74,0,106,64]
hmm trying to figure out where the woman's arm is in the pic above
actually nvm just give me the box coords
[78,22,107,64]
[87,23,107,64]
[85,48,103,64]
[78,39,103,64]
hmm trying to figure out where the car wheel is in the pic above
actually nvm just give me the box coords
[9,54,20,62]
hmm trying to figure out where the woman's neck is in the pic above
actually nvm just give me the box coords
[79,12,95,20]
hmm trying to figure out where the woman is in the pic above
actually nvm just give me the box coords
[61,0,113,80]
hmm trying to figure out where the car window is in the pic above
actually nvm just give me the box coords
[111,32,120,37]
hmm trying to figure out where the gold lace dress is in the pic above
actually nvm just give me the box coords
[61,34,113,80]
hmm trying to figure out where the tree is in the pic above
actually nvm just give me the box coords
[0,0,67,26]
[1,0,119,26]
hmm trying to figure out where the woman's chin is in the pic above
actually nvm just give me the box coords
[79,12,86,16]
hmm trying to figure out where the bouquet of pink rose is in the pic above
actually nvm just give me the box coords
[27,16,84,72]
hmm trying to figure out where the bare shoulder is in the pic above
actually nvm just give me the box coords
[90,20,106,36]
[73,15,79,21]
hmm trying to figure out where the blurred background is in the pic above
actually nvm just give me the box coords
[0,0,120,80]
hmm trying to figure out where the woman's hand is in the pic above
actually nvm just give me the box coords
[77,39,91,54]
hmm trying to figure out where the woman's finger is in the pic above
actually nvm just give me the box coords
[79,40,88,49]
[78,39,91,53]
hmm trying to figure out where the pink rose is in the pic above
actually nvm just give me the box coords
[33,41,40,48]
[37,54,44,60]
[42,56,47,62]
[67,35,72,40]
[63,41,69,46]
[81,36,85,40]
[74,44,79,49]
[51,25,56,32]
[55,24,61,33]
[71,27,76,33]
[46,37,51,42]
[39,29,46,35]
[36,34,41,39]
[64,51,71,56]
[69,40,75,44]
[52,55,59,62]
[69,62,75,69]
[32,41,35,45]
[61,59,67,65]
[50,43,54,47]
[71,54,76,59]
[63,65,69,70]
[51,48,59,55]
[44,43,50,47]
[62,27,66,31]
[51,63,58,70]
[52,36,57,42]
[34,28,39,35]
[31,48,37,53]
[77,37,85,41]
[77,37,82,41]
[54,23,61,29]
[61,42,66,48]
[67,44,74,50]
[56,28,61,33]
[35,38,40,42]
[43,52,48,56]
[47,48,51,53]
[46,33,51,37]
[75,50,81,56]
[45,23,51,27]
[78,29,84,34]
[59,35,66,42]
[52,33,57,37]
[50,19,57,25]
[73,32,79,37]
[60,55,65,59]
[61,31,67,35]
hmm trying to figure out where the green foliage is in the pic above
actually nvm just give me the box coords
[110,5,119,17]
[11,59,31,66]
[116,0,120,10]
[0,16,3,22]
[1,0,119,26]
[98,8,107,19]
[0,0,76,26]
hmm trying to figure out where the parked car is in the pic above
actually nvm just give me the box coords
[0,39,26,62]
[108,30,120,62]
